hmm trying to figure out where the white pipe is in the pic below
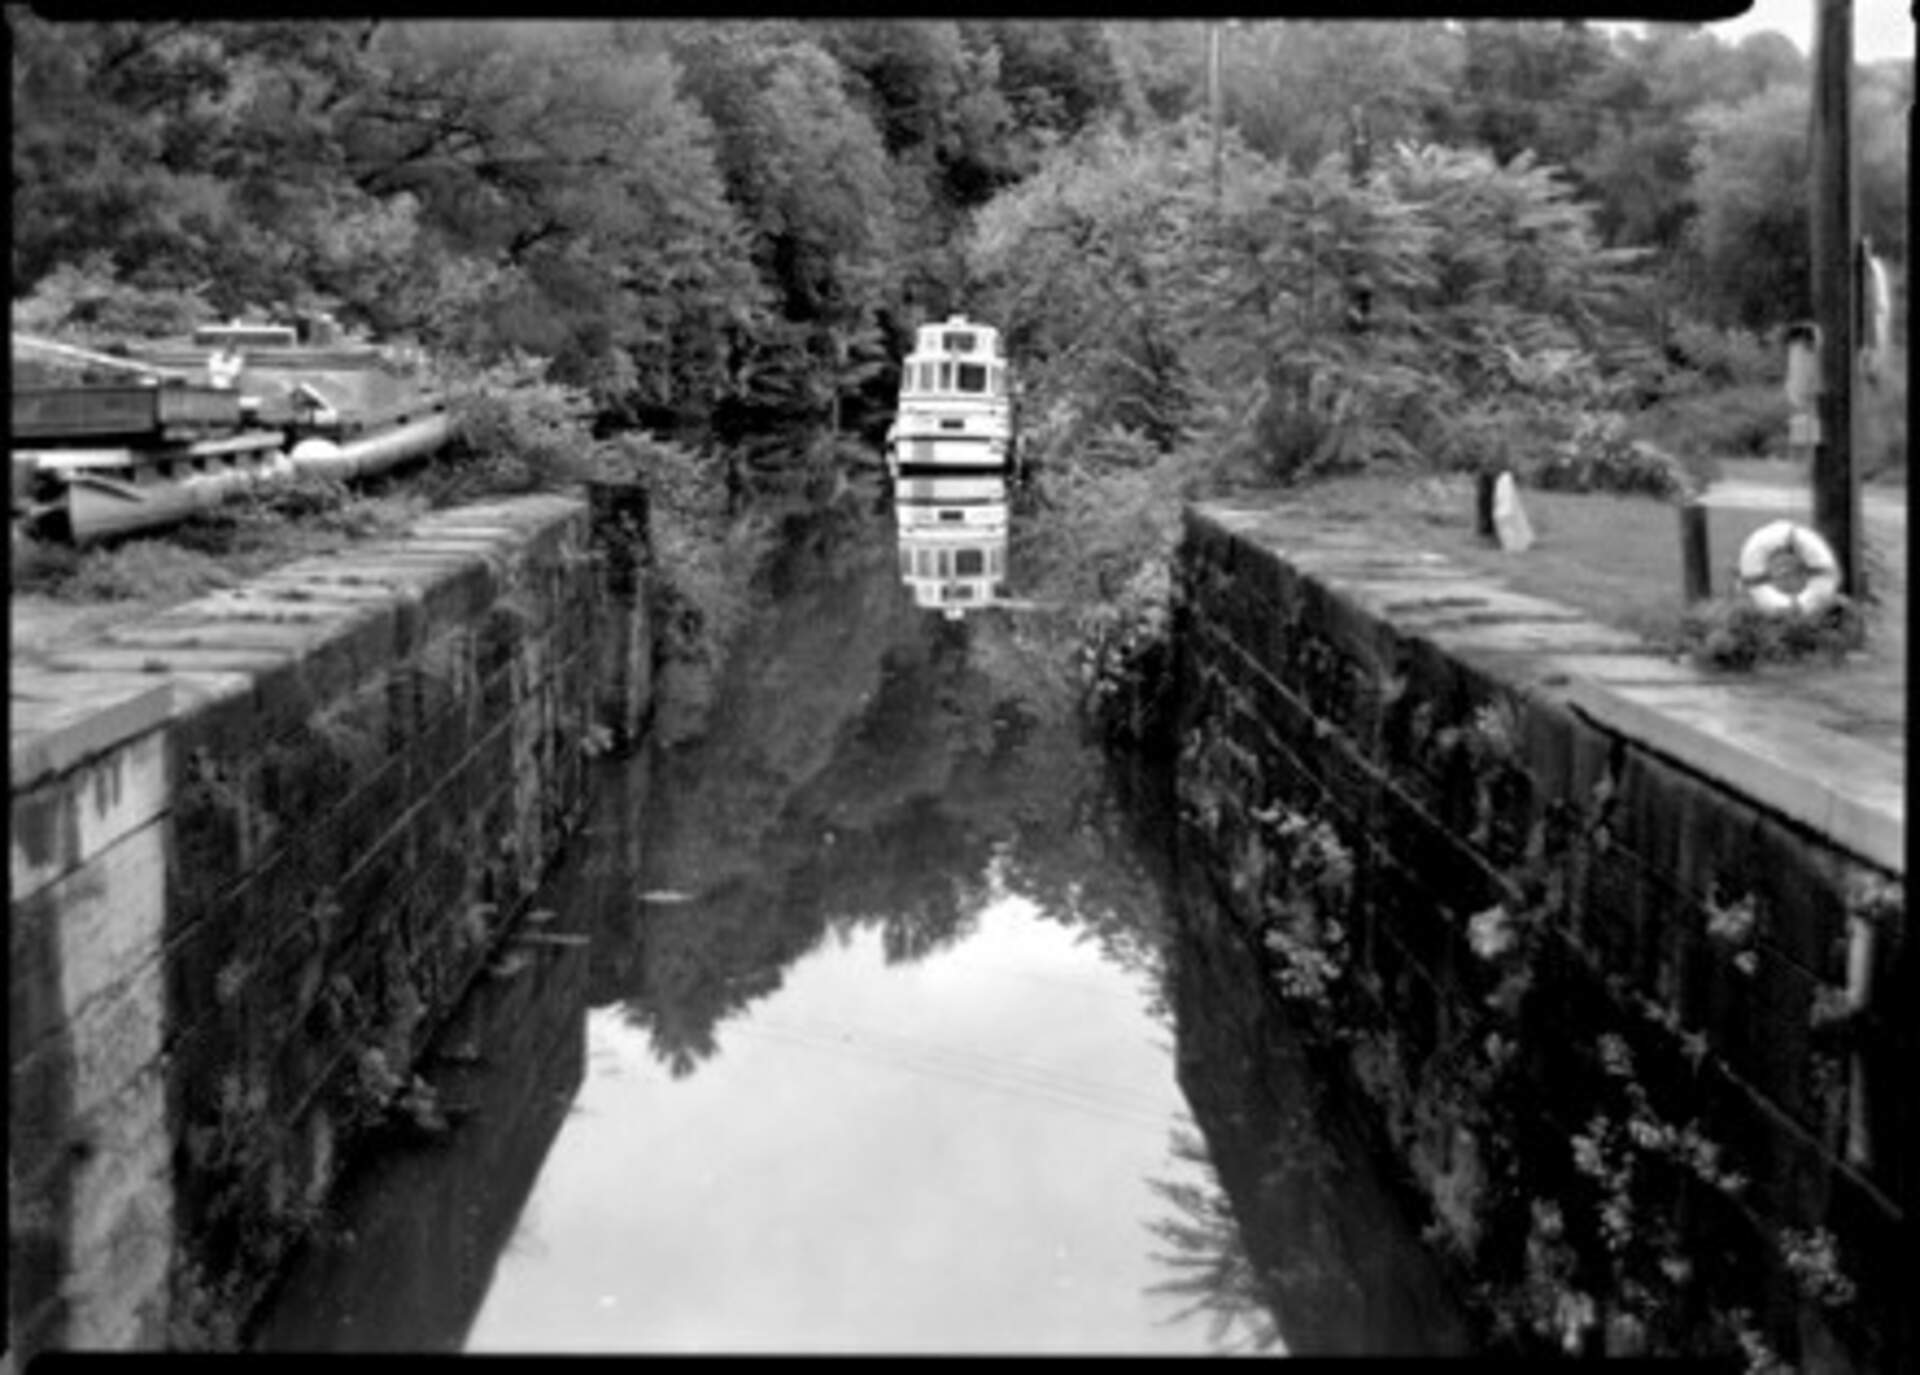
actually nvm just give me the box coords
[288,411,451,482]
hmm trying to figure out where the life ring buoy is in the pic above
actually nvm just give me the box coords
[1738,519,1841,615]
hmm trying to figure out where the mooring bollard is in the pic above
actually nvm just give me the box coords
[1679,497,1711,603]
[1475,469,1498,542]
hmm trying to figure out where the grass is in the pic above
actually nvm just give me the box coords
[11,479,431,657]
[13,479,427,602]
[1284,472,1905,680]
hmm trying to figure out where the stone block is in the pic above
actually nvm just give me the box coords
[11,728,169,903]
[161,887,269,1045]
[1568,678,1902,876]
[9,822,167,1044]
[64,1184,172,1350]
[9,671,172,795]
[168,752,265,915]
[63,1066,171,1265]
[9,1257,68,1359]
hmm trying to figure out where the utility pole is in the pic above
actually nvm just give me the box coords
[1810,0,1863,598]
[1209,23,1224,203]
[1346,105,1373,333]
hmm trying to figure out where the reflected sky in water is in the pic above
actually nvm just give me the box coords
[466,892,1264,1355]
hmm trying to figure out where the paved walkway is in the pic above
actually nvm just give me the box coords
[1700,480,1906,529]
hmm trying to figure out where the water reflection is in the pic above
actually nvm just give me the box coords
[1164,843,1478,1357]
[468,900,1224,1354]
[246,767,649,1351]
[893,472,1010,618]
[1144,1127,1286,1354]
[248,503,1473,1355]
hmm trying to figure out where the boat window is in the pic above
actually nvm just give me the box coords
[956,548,985,576]
[957,363,988,394]
[920,363,935,392]
[937,549,953,578]
[939,362,953,391]
[943,331,976,353]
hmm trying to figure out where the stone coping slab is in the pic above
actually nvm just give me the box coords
[1564,677,1903,875]
[1190,503,1905,877]
[10,670,173,791]
[10,494,591,796]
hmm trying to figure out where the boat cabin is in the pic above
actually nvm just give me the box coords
[898,320,1008,403]
[888,316,1014,478]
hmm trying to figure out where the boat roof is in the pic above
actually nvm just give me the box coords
[909,316,1003,356]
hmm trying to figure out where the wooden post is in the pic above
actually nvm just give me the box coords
[1810,0,1863,599]
[1679,499,1711,603]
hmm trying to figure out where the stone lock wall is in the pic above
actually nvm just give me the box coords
[9,489,652,1356]
[1173,504,1908,1368]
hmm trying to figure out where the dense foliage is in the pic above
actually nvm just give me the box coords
[10,13,1910,627]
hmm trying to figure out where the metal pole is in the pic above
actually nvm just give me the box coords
[1810,0,1862,598]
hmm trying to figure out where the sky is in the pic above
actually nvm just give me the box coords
[1624,0,1916,64]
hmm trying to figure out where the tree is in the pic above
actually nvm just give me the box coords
[1220,22,1465,172]
[10,14,327,306]
[1687,84,1814,328]
[1104,20,1211,129]
[322,22,761,432]
[969,120,1216,466]
[1452,21,1617,172]
[665,24,899,459]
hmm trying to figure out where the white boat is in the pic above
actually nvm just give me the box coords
[894,470,1010,619]
[886,315,1013,480]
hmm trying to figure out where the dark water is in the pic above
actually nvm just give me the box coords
[249,505,1473,1356]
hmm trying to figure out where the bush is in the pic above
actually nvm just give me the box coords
[1630,384,1791,463]
[432,356,607,501]
[610,430,769,676]
[1665,318,1780,390]
[1676,594,1866,670]
[48,539,240,604]
[12,256,215,344]
[1526,414,1689,498]
[11,530,82,594]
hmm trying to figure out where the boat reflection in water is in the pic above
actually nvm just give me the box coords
[894,471,1011,619]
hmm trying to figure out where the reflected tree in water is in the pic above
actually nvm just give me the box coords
[595,505,1181,1075]
[615,882,828,1078]
[1143,1126,1284,1354]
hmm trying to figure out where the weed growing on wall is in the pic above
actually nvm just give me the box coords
[1250,799,1355,1007]
[1077,569,1175,753]
[1675,594,1866,671]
